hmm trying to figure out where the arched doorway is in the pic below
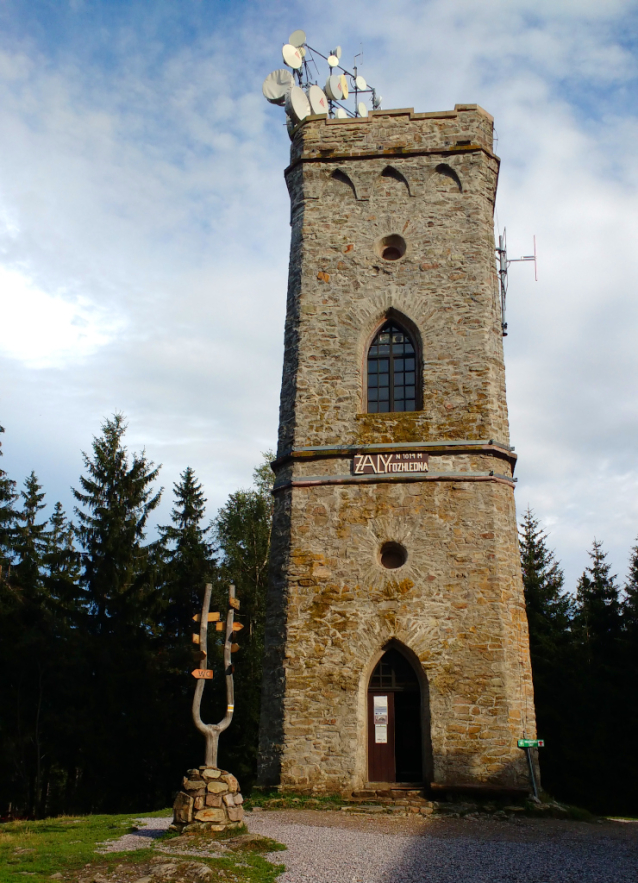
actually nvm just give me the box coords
[367,648,423,783]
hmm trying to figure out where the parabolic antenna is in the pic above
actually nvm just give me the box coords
[282,43,303,69]
[285,84,311,124]
[355,75,367,91]
[308,84,329,115]
[289,29,306,48]
[357,102,369,118]
[262,69,294,105]
[335,46,342,59]
[325,74,344,100]
[327,54,339,67]
[340,74,349,99]
[336,107,348,119]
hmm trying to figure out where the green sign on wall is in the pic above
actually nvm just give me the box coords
[518,739,545,748]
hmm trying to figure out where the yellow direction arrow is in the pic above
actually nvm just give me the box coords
[192,612,221,622]
[191,669,213,679]
[229,597,240,611]
[230,643,240,653]
[192,633,200,644]
[232,622,244,631]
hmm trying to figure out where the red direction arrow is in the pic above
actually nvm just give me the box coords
[191,669,213,679]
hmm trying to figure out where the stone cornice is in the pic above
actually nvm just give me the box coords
[272,470,517,493]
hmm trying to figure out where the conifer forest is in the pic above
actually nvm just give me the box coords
[1,417,637,818]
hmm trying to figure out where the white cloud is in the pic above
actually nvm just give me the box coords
[0,265,126,368]
[0,0,637,586]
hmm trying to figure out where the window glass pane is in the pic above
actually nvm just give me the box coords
[367,321,419,414]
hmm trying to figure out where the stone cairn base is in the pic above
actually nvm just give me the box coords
[172,767,244,833]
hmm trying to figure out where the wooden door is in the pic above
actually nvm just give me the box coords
[367,692,395,782]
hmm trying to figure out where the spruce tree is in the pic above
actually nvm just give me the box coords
[72,414,163,810]
[13,472,49,593]
[575,540,622,662]
[0,424,17,579]
[158,466,215,638]
[572,540,624,811]
[73,413,162,632]
[519,509,574,800]
[622,539,638,639]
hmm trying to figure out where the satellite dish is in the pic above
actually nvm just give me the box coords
[299,46,306,58]
[308,84,329,115]
[336,107,348,119]
[335,46,342,59]
[285,84,311,124]
[262,69,294,105]
[282,43,303,70]
[357,102,369,118]
[340,74,349,99]
[289,30,306,48]
[325,75,344,100]
[355,75,367,91]
[327,54,339,68]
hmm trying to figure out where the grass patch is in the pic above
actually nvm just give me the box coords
[0,813,285,882]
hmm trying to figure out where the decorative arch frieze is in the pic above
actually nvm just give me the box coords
[433,162,463,192]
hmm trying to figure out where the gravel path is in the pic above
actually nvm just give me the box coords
[247,810,638,883]
[94,809,638,882]
[98,816,173,852]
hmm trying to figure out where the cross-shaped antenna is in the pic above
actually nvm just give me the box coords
[495,228,537,336]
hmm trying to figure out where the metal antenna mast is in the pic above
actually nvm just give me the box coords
[495,228,537,336]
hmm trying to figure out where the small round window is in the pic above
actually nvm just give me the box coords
[376,234,406,262]
[380,541,408,569]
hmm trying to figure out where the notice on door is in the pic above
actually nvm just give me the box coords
[375,724,388,744]
[373,695,388,724]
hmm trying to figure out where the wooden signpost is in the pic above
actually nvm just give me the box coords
[191,583,242,768]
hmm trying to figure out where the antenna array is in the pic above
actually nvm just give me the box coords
[262,30,381,137]
[495,229,537,336]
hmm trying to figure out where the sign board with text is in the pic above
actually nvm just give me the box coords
[352,452,430,476]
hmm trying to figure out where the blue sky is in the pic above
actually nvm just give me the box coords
[1,0,638,588]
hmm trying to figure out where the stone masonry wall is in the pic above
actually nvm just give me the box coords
[258,105,537,793]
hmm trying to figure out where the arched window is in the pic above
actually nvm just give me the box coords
[367,321,417,413]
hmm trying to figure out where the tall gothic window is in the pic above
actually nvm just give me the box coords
[367,321,418,413]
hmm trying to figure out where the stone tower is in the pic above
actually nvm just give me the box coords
[258,104,537,795]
